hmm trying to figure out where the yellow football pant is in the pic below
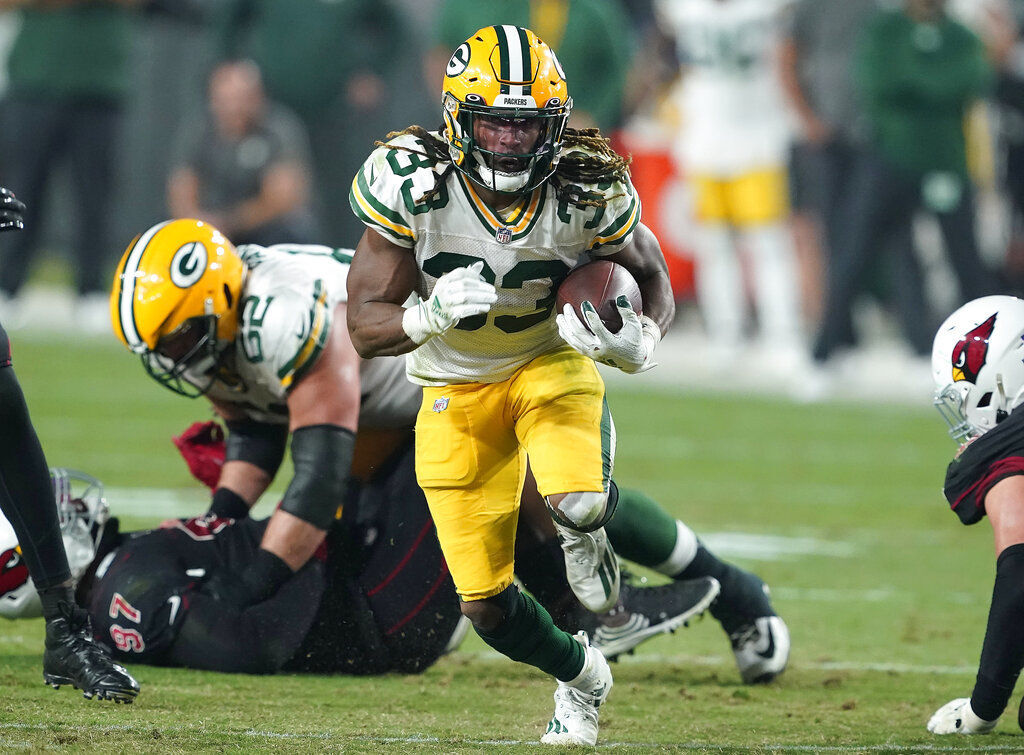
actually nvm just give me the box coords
[415,347,613,601]
[692,167,790,226]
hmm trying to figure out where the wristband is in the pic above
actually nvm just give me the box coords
[239,548,294,605]
[209,487,250,520]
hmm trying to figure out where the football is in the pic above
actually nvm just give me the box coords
[556,260,642,334]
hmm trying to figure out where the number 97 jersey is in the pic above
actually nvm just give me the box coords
[350,131,642,386]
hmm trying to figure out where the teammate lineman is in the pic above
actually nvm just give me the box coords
[347,26,673,745]
[0,186,138,701]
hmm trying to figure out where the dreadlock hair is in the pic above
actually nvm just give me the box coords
[374,125,631,210]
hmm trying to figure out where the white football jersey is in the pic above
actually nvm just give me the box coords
[350,131,641,385]
[201,244,420,428]
[657,0,793,175]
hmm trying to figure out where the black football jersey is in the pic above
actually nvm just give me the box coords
[86,515,274,663]
[944,406,1024,525]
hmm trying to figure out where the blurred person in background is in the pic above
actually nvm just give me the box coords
[167,60,319,246]
[211,0,429,247]
[0,0,136,334]
[779,0,879,343]
[656,0,805,373]
[0,187,138,702]
[811,0,1001,381]
[426,0,635,133]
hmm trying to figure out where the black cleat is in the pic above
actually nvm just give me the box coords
[43,602,139,703]
[710,569,790,684]
[591,575,720,661]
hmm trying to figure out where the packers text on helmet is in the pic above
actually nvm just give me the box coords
[442,25,571,195]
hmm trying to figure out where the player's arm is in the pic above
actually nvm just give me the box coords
[202,399,285,519]
[557,222,671,374]
[346,228,496,358]
[260,300,360,571]
[602,222,675,337]
[928,475,1024,734]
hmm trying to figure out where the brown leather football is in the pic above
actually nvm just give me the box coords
[556,260,642,334]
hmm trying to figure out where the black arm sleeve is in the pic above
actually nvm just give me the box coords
[970,543,1024,721]
[224,418,289,478]
[279,424,355,531]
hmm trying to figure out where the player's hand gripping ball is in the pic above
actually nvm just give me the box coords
[556,260,641,334]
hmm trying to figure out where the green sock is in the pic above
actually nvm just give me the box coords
[475,587,585,682]
[605,486,678,566]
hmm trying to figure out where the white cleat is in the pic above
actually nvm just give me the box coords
[730,615,790,684]
[554,523,620,613]
[542,632,613,746]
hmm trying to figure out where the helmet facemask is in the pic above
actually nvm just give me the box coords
[51,468,110,583]
[143,314,223,398]
[445,92,570,195]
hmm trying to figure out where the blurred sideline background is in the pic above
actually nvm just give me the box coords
[0,0,1019,405]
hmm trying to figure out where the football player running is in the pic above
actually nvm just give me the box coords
[928,295,1024,734]
[347,26,674,745]
[0,186,138,702]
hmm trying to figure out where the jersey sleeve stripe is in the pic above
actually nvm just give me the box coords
[278,281,329,389]
[349,170,416,244]
[591,190,641,249]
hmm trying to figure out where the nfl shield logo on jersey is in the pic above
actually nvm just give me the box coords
[432,396,450,413]
[495,226,513,244]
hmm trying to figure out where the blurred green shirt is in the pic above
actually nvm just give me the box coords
[434,0,634,132]
[854,9,993,177]
[7,3,132,102]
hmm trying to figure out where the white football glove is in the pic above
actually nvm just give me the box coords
[556,296,660,374]
[927,698,998,735]
[402,261,497,344]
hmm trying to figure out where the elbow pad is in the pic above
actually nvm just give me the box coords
[225,418,289,477]
[279,424,355,530]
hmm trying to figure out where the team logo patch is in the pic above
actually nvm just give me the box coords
[952,313,997,383]
[495,226,513,244]
[433,397,450,413]
[0,548,29,599]
[446,43,471,77]
[169,242,207,288]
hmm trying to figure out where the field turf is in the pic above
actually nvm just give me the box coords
[0,334,1017,752]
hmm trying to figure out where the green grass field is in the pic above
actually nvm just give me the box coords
[0,335,1017,752]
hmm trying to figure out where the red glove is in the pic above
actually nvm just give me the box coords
[172,421,226,491]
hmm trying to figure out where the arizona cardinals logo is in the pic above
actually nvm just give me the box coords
[0,547,29,598]
[951,314,997,384]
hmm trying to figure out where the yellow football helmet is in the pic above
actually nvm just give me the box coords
[110,219,244,397]
[442,25,571,195]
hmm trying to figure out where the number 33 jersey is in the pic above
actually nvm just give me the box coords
[202,244,420,428]
[350,131,642,386]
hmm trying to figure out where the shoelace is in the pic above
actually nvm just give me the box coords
[557,685,601,718]
[729,623,759,650]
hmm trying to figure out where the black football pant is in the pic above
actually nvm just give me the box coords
[0,96,122,297]
[0,322,71,590]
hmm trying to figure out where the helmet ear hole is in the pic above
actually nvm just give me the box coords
[977,392,993,408]
[223,283,233,310]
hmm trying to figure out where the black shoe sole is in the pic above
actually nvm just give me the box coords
[43,674,138,703]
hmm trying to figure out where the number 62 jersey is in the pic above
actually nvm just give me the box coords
[200,244,420,429]
[350,130,642,386]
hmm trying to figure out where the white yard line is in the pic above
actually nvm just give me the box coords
[0,722,1014,750]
